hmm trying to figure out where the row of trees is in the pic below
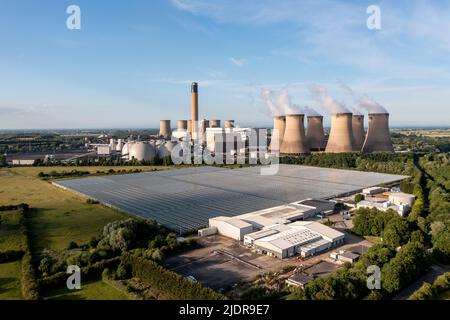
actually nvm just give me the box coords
[121,253,226,300]
[409,272,450,300]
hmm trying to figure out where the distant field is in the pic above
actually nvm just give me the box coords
[0,261,23,300]
[0,166,171,251]
[0,210,26,252]
[397,129,450,137]
[42,279,131,300]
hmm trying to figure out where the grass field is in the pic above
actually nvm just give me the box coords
[0,261,23,300]
[42,279,131,300]
[0,166,170,252]
[0,210,26,252]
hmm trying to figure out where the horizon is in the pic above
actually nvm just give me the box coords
[1,1,450,129]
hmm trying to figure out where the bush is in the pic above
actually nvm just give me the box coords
[354,194,365,203]
[67,241,79,250]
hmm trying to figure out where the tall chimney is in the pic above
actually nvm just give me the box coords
[210,120,221,128]
[159,120,172,139]
[270,116,285,151]
[325,113,355,153]
[362,113,394,153]
[224,120,235,129]
[178,120,187,131]
[280,114,310,155]
[352,115,365,151]
[306,116,325,151]
[191,82,198,134]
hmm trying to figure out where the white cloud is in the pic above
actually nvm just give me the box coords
[230,57,247,67]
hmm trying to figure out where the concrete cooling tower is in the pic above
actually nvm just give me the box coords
[224,120,235,129]
[270,116,285,151]
[159,120,172,138]
[200,119,209,132]
[306,116,325,151]
[362,113,394,153]
[128,142,156,161]
[352,115,365,151]
[187,120,193,133]
[157,141,178,158]
[210,120,221,128]
[280,114,310,155]
[325,113,356,153]
[178,120,187,131]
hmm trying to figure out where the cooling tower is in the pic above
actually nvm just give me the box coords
[200,119,209,132]
[128,142,156,161]
[187,120,193,133]
[159,120,172,138]
[210,120,221,128]
[178,120,187,131]
[325,113,356,153]
[191,82,198,134]
[269,116,285,151]
[352,115,365,151]
[306,116,325,151]
[362,113,394,153]
[280,114,310,155]
[224,120,235,129]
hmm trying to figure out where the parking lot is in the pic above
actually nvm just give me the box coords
[165,230,372,290]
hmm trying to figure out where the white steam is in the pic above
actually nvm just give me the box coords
[308,84,350,114]
[261,87,320,116]
[339,81,388,114]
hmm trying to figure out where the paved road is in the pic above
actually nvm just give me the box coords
[394,265,449,300]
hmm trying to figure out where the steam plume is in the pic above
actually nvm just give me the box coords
[339,81,388,114]
[309,84,350,114]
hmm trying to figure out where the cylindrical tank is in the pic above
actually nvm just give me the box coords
[362,113,394,153]
[210,120,221,128]
[325,113,356,153]
[178,120,188,131]
[306,116,326,151]
[352,115,365,151]
[224,120,235,129]
[270,116,285,151]
[280,114,309,155]
[157,141,178,158]
[128,142,156,161]
[159,120,172,138]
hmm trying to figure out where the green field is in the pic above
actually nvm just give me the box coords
[42,279,131,300]
[0,166,170,252]
[0,261,23,300]
[0,210,26,252]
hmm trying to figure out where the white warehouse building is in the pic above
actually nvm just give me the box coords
[205,199,344,259]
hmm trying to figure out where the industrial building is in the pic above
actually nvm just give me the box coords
[356,191,416,217]
[207,202,344,259]
[55,164,408,233]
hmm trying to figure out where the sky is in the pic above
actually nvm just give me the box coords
[0,0,449,129]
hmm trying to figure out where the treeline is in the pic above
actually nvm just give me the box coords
[409,272,450,300]
[17,205,40,300]
[121,253,226,300]
[288,241,430,300]
[281,152,415,175]
[37,168,144,180]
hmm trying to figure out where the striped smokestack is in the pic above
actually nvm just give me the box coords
[191,82,198,134]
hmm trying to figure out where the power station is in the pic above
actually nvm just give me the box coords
[101,82,395,162]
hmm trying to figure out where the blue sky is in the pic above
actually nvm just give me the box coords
[0,0,449,129]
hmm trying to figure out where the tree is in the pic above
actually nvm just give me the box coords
[354,194,365,203]
[382,217,411,247]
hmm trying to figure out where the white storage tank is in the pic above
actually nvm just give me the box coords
[128,142,156,161]
[157,141,178,158]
